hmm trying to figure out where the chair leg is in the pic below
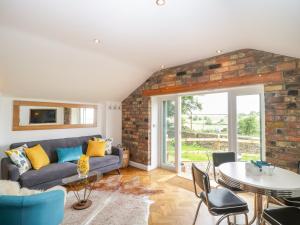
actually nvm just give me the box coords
[244,212,249,225]
[227,216,231,225]
[216,214,229,225]
[261,215,266,225]
[192,200,202,225]
[266,196,269,208]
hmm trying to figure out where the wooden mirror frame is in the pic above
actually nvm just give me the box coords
[13,100,97,131]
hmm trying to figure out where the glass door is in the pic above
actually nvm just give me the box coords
[160,98,177,170]
[180,92,228,178]
[236,94,263,161]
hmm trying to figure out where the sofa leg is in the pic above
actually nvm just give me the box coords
[117,169,121,175]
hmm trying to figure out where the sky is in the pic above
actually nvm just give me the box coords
[194,92,260,115]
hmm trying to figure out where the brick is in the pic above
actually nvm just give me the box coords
[267,121,285,128]
[237,56,254,64]
[288,90,298,96]
[210,74,222,81]
[276,61,296,71]
[264,85,283,92]
[222,60,236,67]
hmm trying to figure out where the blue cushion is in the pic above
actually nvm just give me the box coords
[56,145,82,163]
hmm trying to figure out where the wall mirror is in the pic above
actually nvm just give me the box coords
[13,100,97,131]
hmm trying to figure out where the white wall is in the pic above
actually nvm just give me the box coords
[150,97,159,170]
[0,96,122,162]
[104,101,122,146]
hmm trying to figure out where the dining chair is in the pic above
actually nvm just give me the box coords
[191,163,249,225]
[267,161,300,207]
[262,206,300,225]
[212,152,243,192]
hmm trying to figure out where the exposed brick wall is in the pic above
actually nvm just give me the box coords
[122,49,300,171]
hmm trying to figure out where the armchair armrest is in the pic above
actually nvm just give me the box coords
[112,146,123,168]
[1,158,20,181]
[0,190,65,225]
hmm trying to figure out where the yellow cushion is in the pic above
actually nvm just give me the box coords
[25,144,50,170]
[86,140,105,157]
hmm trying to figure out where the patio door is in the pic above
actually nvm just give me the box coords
[230,86,265,161]
[159,97,180,171]
[157,85,265,175]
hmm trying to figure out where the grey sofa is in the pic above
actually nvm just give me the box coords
[1,135,123,190]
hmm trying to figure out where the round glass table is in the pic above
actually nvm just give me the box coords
[62,171,102,210]
[219,162,300,225]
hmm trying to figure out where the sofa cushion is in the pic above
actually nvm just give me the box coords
[56,145,83,163]
[86,140,105,157]
[25,144,50,170]
[89,155,120,170]
[5,144,32,175]
[20,162,77,188]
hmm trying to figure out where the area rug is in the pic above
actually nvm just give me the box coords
[63,176,162,225]
[93,175,163,195]
[63,190,151,225]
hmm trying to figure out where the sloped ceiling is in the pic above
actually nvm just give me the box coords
[0,0,299,101]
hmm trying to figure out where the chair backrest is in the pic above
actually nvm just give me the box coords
[212,152,236,181]
[192,163,211,198]
[212,152,236,167]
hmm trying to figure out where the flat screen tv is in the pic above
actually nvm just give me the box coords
[30,109,57,124]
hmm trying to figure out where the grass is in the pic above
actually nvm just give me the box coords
[240,153,260,162]
[165,142,260,163]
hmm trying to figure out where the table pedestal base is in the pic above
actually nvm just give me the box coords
[72,199,92,210]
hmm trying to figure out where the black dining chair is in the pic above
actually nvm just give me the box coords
[191,163,249,225]
[262,206,300,225]
[212,152,243,192]
[267,161,300,207]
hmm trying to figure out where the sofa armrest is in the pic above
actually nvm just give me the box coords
[1,158,20,181]
[0,190,65,225]
[111,146,123,167]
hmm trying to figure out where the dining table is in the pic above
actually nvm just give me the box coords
[218,162,300,225]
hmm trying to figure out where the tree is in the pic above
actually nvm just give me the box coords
[181,96,202,130]
[238,115,258,136]
[166,96,202,130]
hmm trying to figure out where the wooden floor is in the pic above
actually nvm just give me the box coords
[106,167,256,225]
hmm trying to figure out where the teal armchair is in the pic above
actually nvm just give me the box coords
[0,190,65,225]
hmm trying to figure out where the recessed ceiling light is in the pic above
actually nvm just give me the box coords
[93,39,100,44]
[216,50,223,54]
[161,65,165,69]
[156,0,166,6]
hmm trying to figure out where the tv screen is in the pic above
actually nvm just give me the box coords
[30,109,57,124]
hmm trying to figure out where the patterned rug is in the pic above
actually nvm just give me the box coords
[93,175,163,195]
[63,175,162,225]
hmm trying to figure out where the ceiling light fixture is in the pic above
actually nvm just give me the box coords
[216,50,223,54]
[156,0,166,6]
[93,39,100,44]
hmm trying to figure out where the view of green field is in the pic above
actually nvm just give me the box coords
[167,141,260,163]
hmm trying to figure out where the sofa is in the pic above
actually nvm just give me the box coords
[1,135,123,190]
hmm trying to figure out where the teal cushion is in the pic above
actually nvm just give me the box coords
[56,145,82,163]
